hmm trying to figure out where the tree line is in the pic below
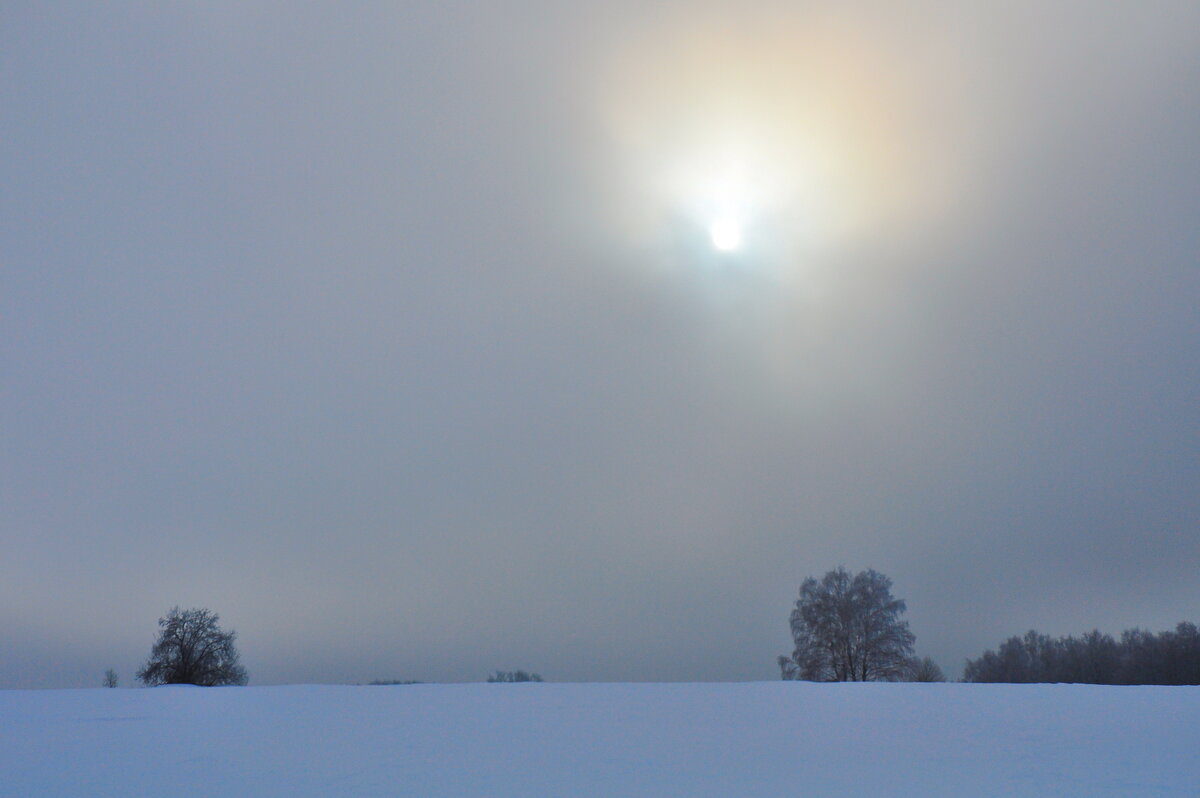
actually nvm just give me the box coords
[963,624,1200,685]
[118,578,1199,687]
[778,566,1199,685]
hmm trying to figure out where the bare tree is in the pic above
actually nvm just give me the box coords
[137,607,247,686]
[906,656,946,682]
[777,622,832,681]
[779,567,916,681]
[103,668,119,688]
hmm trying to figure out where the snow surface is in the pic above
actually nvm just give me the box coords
[2,682,1196,796]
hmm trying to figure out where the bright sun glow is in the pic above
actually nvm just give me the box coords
[599,15,967,275]
[709,217,742,251]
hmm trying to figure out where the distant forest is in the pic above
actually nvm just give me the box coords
[964,623,1200,685]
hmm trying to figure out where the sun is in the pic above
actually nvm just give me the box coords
[709,216,742,252]
[598,14,963,274]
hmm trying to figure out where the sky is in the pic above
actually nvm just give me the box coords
[2,1,1198,688]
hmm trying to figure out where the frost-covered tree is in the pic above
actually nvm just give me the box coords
[779,567,916,682]
[103,668,119,688]
[137,607,247,687]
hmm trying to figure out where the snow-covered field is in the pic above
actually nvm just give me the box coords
[2,682,1196,796]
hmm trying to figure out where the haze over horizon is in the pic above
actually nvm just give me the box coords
[3,1,1198,688]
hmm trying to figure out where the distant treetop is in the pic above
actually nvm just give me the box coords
[368,679,423,685]
[488,670,543,683]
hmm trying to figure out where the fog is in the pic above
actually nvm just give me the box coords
[2,1,1198,686]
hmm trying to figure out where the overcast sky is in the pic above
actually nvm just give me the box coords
[3,2,1198,687]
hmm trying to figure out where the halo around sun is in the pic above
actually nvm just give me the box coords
[596,13,972,277]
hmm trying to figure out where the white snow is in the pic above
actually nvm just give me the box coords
[1,682,1196,796]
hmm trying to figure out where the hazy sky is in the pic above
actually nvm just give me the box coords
[3,2,1198,687]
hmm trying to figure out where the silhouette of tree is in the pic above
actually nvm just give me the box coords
[779,567,915,681]
[137,607,247,686]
